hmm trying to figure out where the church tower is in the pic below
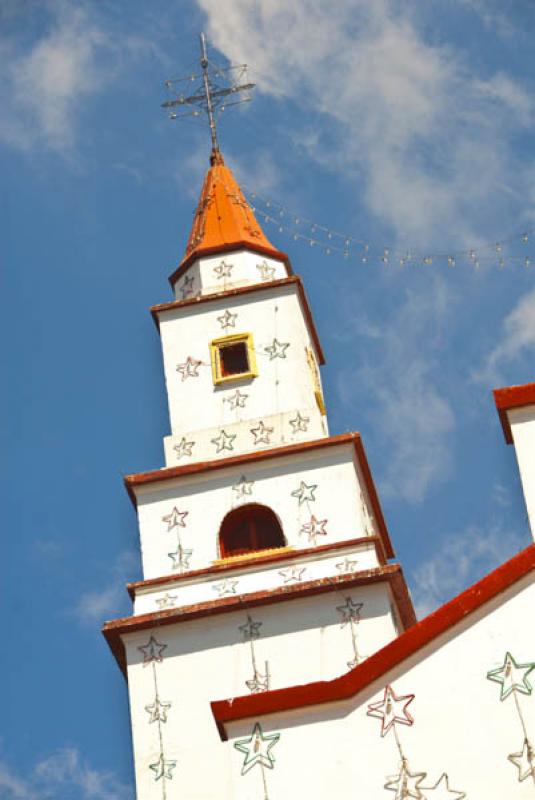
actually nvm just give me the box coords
[103,141,415,798]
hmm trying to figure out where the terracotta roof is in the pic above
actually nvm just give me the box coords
[171,151,286,284]
[494,381,535,444]
[211,542,535,739]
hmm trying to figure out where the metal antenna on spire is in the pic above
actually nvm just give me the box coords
[161,33,255,157]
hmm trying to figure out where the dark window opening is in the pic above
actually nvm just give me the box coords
[219,342,250,377]
[219,504,286,558]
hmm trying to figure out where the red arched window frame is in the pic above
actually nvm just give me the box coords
[219,504,286,558]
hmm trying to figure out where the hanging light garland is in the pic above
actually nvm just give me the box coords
[244,187,535,270]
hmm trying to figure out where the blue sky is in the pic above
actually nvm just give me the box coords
[3,0,535,796]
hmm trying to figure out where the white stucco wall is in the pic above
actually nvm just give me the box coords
[509,405,535,539]
[172,251,288,300]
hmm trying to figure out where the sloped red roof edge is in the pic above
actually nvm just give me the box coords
[169,242,291,287]
[494,382,535,444]
[211,541,535,740]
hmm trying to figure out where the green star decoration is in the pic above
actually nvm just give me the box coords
[234,723,280,775]
[508,738,535,782]
[149,754,177,781]
[487,652,535,700]
[145,698,172,724]
[290,481,317,505]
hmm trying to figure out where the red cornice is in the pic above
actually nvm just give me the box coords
[102,564,414,677]
[127,535,385,600]
[124,432,394,561]
[211,542,535,740]
[150,275,325,365]
[169,242,292,287]
[494,382,535,444]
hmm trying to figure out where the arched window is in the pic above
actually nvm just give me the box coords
[219,504,286,558]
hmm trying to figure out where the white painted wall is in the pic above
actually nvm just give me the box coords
[158,281,326,465]
[124,582,401,800]
[222,572,535,799]
[509,405,535,540]
[172,251,289,300]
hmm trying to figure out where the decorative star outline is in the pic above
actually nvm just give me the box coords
[384,762,426,798]
[246,668,270,693]
[214,260,234,278]
[234,723,280,775]
[167,546,193,572]
[239,614,262,640]
[421,773,466,798]
[291,481,317,505]
[508,738,535,782]
[224,389,248,410]
[211,429,237,453]
[213,578,239,597]
[487,652,535,700]
[289,411,309,433]
[156,592,178,609]
[336,597,364,626]
[335,557,359,574]
[176,356,202,381]
[264,338,290,360]
[256,260,276,281]
[173,437,195,460]
[217,309,237,330]
[300,515,328,543]
[149,754,177,781]
[138,635,167,665]
[161,507,188,531]
[145,698,172,724]
[232,475,255,497]
[367,684,415,736]
[279,566,306,584]
[180,274,195,299]
[251,420,274,445]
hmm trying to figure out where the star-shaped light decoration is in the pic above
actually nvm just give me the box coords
[335,557,359,574]
[213,578,239,597]
[167,546,193,572]
[289,411,310,433]
[256,260,276,281]
[239,614,262,640]
[508,738,535,782]
[264,338,290,360]
[145,698,172,724]
[384,761,427,798]
[161,507,188,531]
[224,389,248,410]
[149,754,177,781]
[367,685,415,737]
[290,481,317,506]
[211,429,237,453]
[232,475,255,497]
[336,597,364,627]
[180,274,195,299]
[421,773,466,798]
[279,566,306,584]
[251,420,274,445]
[300,515,328,544]
[138,635,167,665]
[234,723,280,775]
[487,652,535,700]
[217,309,237,330]
[155,592,178,609]
[246,668,270,693]
[173,437,195,460]
[176,356,202,381]
[213,259,234,279]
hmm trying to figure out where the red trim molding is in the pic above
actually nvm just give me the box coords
[127,535,385,599]
[151,275,325,365]
[102,564,414,677]
[169,242,292,287]
[494,382,535,444]
[124,432,394,561]
[211,542,535,740]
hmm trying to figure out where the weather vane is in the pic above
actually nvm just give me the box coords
[161,33,255,157]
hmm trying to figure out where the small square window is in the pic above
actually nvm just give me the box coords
[210,333,257,385]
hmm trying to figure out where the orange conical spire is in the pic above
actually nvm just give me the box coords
[178,150,286,270]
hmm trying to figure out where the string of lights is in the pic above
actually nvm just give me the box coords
[245,186,535,270]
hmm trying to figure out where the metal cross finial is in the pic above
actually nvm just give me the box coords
[161,33,255,160]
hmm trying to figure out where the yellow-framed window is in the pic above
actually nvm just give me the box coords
[306,347,326,414]
[210,333,258,385]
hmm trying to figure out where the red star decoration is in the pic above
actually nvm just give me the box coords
[367,684,415,736]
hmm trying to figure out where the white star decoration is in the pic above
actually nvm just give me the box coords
[239,615,262,640]
[149,754,177,781]
[138,636,167,665]
[279,566,306,583]
[251,420,274,445]
[213,260,233,278]
[300,515,328,543]
[289,411,309,433]
[176,356,202,381]
[421,773,466,798]
[211,429,236,453]
[217,309,237,330]
[145,698,172,724]
[509,739,535,782]
[213,578,239,597]
[234,723,280,774]
[335,557,359,574]
[291,481,317,505]
[173,437,195,460]
[256,260,276,281]
[336,597,364,626]
[232,475,254,497]
[264,338,290,360]
[155,592,178,609]
[384,762,426,798]
[167,546,193,572]
[367,684,415,737]
[224,389,248,409]
[161,507,188,531]
[180,274,195,299]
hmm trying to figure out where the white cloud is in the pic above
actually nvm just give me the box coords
[72,550,137,624]
[411,521,527,617]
